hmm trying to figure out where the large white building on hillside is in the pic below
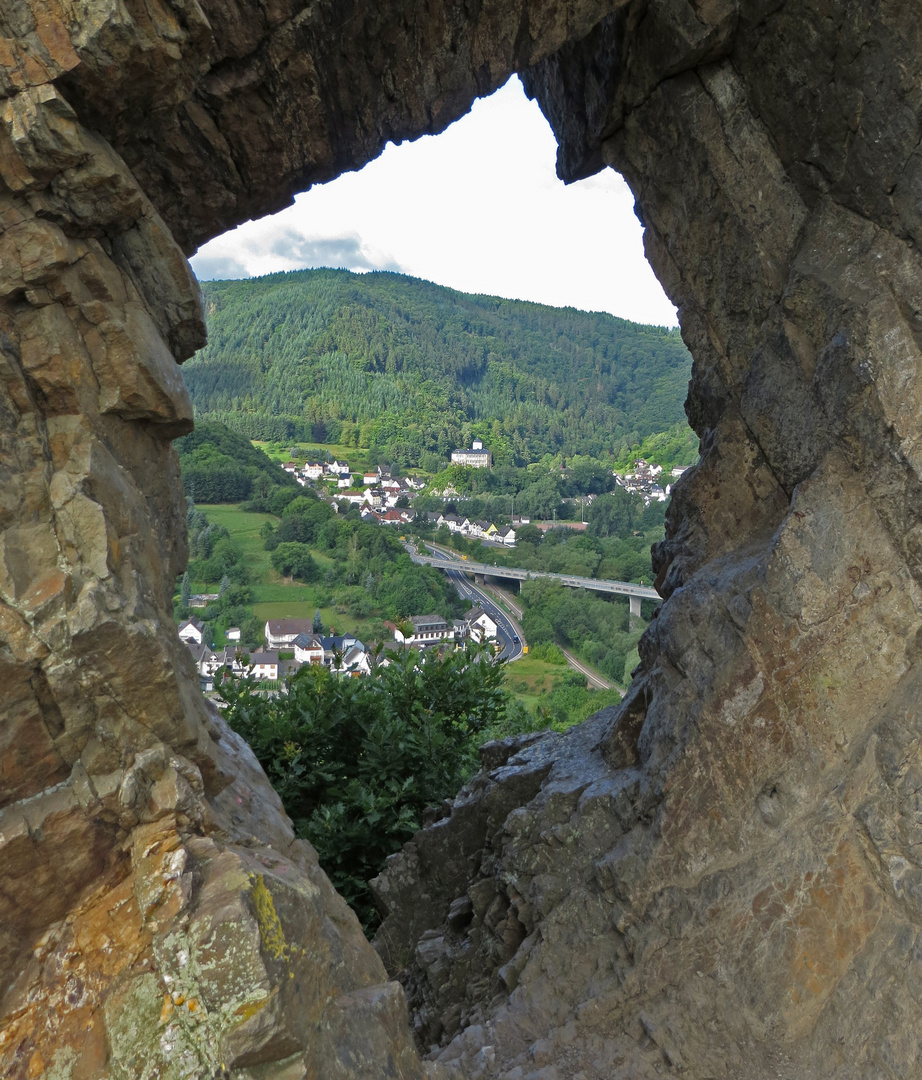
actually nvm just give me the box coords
[451,440,492,468]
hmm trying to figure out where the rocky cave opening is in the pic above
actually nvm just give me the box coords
[2,2,922,1078]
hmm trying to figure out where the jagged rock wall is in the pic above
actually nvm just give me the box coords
[0,1,627,1077]
[2,0,922,1077]
[372,2,922,1077]
[0,41,432,1074]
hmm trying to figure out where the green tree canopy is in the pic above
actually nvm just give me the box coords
[219,644,507,926]
[587,488,644,538]
[270,542,319,582]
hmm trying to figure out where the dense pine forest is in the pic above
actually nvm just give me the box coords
[183,269,692,468]
[175,422,300,504]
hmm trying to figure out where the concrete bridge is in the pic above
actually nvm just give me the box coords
[411,551,660,617]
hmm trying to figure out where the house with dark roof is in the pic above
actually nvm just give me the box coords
[178,617,206,645]
[466,607,498,640]
[292,633,324,665]
[392,614,456,646]
[265,618,316,649]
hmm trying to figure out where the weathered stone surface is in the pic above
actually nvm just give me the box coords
[371,3,922,1077]
[3,0,922,1076]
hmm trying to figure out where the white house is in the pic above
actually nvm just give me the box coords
[226,627,241,642]
[246,651,280,680]
[336,475,353,488]
[363,472,379,486]
[340,644,372,675]
[336,490,367,506]
[466,607,498,641]
[441,514,470,534]
[451,440,493,468]
[265,618,316,649]
[178,618,205,645]
[496,525,516,546]
[292,633,324,664]
[393,614,456,646]
[303,463,324,479]
[327,460,351,476]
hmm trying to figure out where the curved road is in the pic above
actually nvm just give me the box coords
[416,541,624,693]
[404,542,524,661]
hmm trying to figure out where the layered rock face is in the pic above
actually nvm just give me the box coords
[2,0,921,1078]
[0,32,432,1072]
[373,3,922,1077]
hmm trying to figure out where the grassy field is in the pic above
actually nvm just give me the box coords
[196,503,390,642]
[194,504,277,585]
[505,652,566,711]
[254,441,375,475]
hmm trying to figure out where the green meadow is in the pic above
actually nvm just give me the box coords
[253,441,376,475]
[192,504,374,638]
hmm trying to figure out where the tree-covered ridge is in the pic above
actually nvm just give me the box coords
[175,421,299,504]
[184,269,692,466]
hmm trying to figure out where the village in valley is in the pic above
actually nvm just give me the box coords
[179,606,500,689]
[175,432,690,696]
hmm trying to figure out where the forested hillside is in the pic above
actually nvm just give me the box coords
[175,422,299,504]
[183,269,692,467]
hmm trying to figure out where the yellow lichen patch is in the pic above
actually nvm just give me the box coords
[234,993,272,1022]
[159,993,174,1025]
[250,874,289,962]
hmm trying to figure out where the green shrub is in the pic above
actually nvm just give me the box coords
[219,643,507,929]
[527,642,566,664]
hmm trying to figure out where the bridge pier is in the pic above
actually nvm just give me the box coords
[630,595,642,618]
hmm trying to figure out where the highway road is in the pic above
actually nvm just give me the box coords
[411,540,622,692]
[404,542,524,661]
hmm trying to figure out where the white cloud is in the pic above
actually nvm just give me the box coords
[191,77,677,327]
[191,253,251,280]
[264,229,404,274]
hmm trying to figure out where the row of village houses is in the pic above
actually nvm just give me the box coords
[424,513,519,545]
[178,608,499,686]
[282,460,425,528]
[283,460,425,498]
[336,505,519,541]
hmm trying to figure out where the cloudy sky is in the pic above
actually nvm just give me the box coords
[191,76,677,328]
